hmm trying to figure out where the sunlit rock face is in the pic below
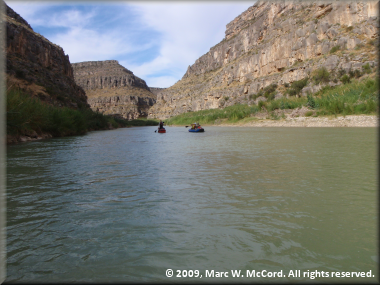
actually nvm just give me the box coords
[72,60,156,120]
[148,1,378,119]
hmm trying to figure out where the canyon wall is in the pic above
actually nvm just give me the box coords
[72,60,156,119]
[5,3,88,109]
[148,1,378,119]
[149,87,167,96]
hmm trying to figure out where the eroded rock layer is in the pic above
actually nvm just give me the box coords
[5,3,88,109]
[72,60,156,119]
[148,1,378,119]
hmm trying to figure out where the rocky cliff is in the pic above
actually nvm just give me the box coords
[72,60,156,119]
[5,3,88,109]
[150,87,167,96]
[148,1,378,119]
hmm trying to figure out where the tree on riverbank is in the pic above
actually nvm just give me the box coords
[6,88,158,143]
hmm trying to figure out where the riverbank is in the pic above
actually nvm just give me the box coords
[6,88,159,145]
[164,77,378,128]
[216,114,378,127]
[6,120,159,145]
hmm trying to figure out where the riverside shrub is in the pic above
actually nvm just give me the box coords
[313,67,330,84]
[306,94,317,109]
[329,45,340,54]
[6,88,143,137]
[341,74,350,84]
[362,63,371,74]
[286,78,308,96]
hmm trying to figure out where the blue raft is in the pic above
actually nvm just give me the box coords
[189,123,204,132]
[189,128,204,132]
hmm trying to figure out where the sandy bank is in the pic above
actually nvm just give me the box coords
[218,115,378,127]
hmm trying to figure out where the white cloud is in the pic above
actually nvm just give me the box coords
[34,9,96,28]
[122,2,254,87]
[5,1,255,88]
[144,75,179,89]
[52,27,149,63]
[6,1,48,20]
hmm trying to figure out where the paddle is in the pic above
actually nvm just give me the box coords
[185,126,189,128]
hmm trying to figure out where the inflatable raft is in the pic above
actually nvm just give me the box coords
[189,128,204,132]
[188,123,204,132]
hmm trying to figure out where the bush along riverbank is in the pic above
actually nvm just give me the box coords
[6,88,158,144]
[165,75,378,127]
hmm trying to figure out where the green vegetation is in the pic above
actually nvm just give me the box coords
[340,74,351,84]
[305,111,314,117]
[313,77,378,116]
[269,111,280,120]
[165,77,378,125]
[7,88,158,138]
[279,99,303,110]
[329,45,340,54]
[345,26,354,32]
[313,67,330,85]
[286,78,308,96]
[306,94,317,109]
[262,83,277,100]
[368,39,376,46]
[249,83,278,101]
[349,69,363,79]
[127,118,159,126]
[337,68,346,78]
[258,100,266,110]
[362,63,372,74]
[166,104,260,125]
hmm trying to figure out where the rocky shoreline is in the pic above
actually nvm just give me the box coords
[7,115,377,145]
[6,132,53,145]
[217,115,378,127]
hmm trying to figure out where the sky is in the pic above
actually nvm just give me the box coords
[6,1,255,88]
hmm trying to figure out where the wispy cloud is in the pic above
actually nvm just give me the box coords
[6,1,254,87]
[125,2,253,86]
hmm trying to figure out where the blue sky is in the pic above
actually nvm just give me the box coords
[6,1,254,88]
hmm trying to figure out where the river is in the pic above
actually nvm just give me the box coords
[6,126,378,282]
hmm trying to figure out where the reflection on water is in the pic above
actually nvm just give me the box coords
[6,127,378,282]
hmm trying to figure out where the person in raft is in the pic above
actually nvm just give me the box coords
[192,122,201,129]
[159,120,164,129]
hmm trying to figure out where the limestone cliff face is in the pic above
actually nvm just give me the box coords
[148,1,378,119]
[5,3,88,109]
[150,87,167,96]
[72,60,156,119]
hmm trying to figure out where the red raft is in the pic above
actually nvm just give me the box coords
[157,128,166,133]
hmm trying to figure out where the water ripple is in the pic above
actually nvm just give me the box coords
[6,127,378,282]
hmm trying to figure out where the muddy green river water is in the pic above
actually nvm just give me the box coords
[6,126,378,282]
